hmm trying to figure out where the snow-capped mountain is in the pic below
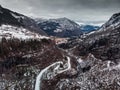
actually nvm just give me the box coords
[0,5,47,35]
[35,18,100,38]
[104,12,120,27]
[99,12,120,31]
[35,17,82,38]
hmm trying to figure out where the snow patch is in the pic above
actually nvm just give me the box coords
[107,61,111,68]
[54,29,62,33]
[77,58,83,63]
[10,13,25,19]
[0,24,49,40]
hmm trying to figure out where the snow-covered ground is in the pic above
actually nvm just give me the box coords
[0,24,49,40]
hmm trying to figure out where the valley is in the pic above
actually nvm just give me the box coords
[0,5,120,90]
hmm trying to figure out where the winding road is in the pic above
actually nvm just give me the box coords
[35,56,71,90]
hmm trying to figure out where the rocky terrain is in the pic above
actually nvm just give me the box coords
[0,37,73,90]
[55,12,120,90]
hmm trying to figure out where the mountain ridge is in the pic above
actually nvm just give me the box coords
[0,5,47,36]
[35,17,100,38]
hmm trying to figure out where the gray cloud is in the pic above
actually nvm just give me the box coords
[0,0,120,24]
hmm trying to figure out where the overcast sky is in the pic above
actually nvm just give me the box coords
[0,0,120,25]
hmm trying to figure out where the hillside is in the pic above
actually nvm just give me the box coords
[0,5,46,35]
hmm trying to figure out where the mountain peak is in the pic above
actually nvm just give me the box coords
[112,12,120,18]
[100,12,120,29]
[109,12,120,22]
[35,17,82,38]
[57,17,70,20]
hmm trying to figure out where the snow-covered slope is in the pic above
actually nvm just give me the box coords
[102,12,120,29]
[35,18,100,38]
[35,18,82,38]
[0,24,49,40]
[92,12,120,34]
[36,17,80,31]
[0,5,47,35]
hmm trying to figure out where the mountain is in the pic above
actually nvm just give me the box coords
[0,5,47,35]
[101,12,120,29]
[1,5,120,90]
[63,12,120,61]
[80,25,100,33]
[35,18,100,38]
[56,12,120,90]
[0,6,78,90]
[35,17,83,38]
[80,12,120,61]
